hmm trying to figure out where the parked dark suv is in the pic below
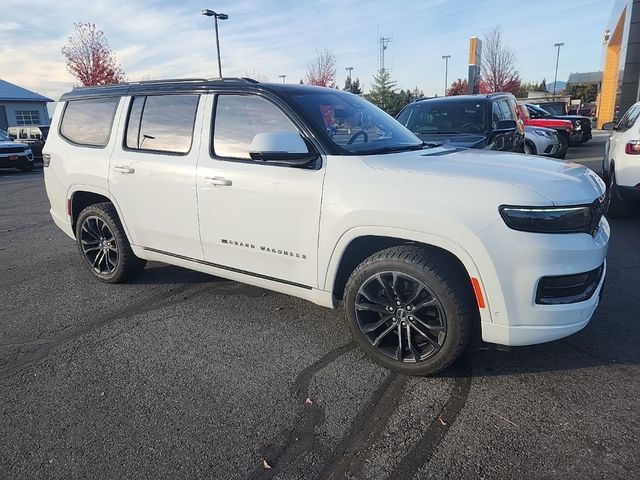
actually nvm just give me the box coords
[8,125,50,159]
[396,93,524,152]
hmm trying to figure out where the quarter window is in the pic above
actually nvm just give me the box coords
[125,95,199,154]
[60,97,120,147]
[15,110,40,125]
[213,95,300,160]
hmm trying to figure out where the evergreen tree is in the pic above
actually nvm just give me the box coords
[367,69,399,114]
[344,77,362,94]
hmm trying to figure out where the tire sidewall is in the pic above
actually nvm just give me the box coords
[75,206,127,282]
[344,256,467,375]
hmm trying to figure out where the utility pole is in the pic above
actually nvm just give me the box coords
[442,55,451,96]
[378,35,393,72]
[552,42,564,100]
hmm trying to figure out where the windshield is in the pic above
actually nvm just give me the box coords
[289,91,422,154]
[0,130,10,141]
[528,104,551,117]
[397,100,487,135]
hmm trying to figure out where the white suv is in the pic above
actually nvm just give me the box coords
[44,78,609,375]
[603,101,640,217]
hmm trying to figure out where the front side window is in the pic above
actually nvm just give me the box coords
[60,97,120,147]
[125,94,199,154]
[398,100,487,136]
[213,95,300,160]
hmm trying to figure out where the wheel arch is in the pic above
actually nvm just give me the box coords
[324,227,487,308]
[67,186,133,243]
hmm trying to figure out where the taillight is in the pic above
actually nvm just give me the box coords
[625,141,640,155]
[42,153,51,167]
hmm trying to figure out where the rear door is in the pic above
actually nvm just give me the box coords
[108,93,204,259]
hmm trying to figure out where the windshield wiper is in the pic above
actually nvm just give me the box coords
[358,143,437,155]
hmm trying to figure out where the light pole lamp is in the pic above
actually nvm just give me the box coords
[552,42,564,100]
[442,55,451,96]
[201,9,229,78]
[279,74,286,83]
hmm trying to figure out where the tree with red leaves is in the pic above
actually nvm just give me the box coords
[447,78,469,96]
[62,23,125,86]
[480,27,521,95]
[305,49,337,87]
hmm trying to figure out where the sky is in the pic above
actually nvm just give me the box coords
[0,0,612,104]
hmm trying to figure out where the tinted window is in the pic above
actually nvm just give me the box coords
[397,100,487,135]
[213,95,300,159]
[125,95,199,154]
[60,97,120,146]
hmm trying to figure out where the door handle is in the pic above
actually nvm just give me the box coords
[204,176,232,186]
[113,166,135,174]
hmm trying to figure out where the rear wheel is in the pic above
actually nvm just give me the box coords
[75,202,146,283]
[607,171,629,218]
[344,246,475,376]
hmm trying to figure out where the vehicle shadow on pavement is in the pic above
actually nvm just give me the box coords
[128,263,227,285]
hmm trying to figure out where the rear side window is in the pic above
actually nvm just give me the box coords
[60,97,120,147]
[125,94,199,154]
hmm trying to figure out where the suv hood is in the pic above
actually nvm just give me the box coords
[361,147,604,205]
[0,140,28,149]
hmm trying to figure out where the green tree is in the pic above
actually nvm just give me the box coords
[344,76,362,94]
[367,69,399,114]
[566,84,598,103]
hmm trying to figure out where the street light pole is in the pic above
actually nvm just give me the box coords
[552,42,564,100]
[279,74,286,83]
[201,9,229,78]
[345,66,354,82]
[442,55,451,96]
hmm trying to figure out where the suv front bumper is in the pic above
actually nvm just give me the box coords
[476,215,609,346]
[0,153,34,169]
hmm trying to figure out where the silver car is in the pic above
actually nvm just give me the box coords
[524,126,564,159]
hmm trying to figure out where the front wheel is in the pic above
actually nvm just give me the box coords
[75,202,146,283]
[607,171,629,218]
[344,246,475,376]
[556,133,569,158]
[523,141,536,155]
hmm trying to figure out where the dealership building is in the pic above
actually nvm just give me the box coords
[0,79,52,131]
[599,0,640,127]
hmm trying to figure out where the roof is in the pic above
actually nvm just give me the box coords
[567,72,603,85]
[59,77,337,101]
[0,79,53,103]
[413,93,511,104]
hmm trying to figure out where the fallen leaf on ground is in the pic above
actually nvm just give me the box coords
[305,397,313,405]
[262,459,272,469]
[438,416,447,426]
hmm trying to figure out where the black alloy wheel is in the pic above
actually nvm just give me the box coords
[355,271,447,363]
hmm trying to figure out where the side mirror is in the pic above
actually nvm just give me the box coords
[496,120,517,131]
[249,132,317,167]
[602,122,617,131]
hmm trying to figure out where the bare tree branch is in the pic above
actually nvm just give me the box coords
[480,27,521,94]
[305,49,337,87]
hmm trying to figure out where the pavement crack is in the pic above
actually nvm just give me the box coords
[384,356,473,480]
[252,342,356,480]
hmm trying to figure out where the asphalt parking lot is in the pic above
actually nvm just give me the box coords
[1,136,639,480]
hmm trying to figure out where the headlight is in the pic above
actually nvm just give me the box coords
[533,129,552,138]
[499,205,593,234]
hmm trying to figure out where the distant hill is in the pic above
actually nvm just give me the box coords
[546,81,567,93]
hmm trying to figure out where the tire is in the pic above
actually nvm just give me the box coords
[556,132,569,158]
[607,171,629,218]
[344,246,475,376]
[523,141,536,155]
[19,164,34,172]
[75,202,146,283]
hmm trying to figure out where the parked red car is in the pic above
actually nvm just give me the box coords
[516,103,574,157]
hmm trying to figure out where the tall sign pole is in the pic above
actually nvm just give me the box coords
[468,36,482,94]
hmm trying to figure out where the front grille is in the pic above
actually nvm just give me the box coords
[536,263,604,305]
[580,118,592,134]
[0,146,27,154]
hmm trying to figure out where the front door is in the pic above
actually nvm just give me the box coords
[108,94,204,259]
[197,93,325,288]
